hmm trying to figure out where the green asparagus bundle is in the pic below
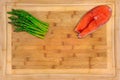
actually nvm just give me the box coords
[8,9,49,39]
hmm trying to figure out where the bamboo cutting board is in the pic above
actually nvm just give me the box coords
[5,3,115,75]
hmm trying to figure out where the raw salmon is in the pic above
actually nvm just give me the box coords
[75,5,112,38]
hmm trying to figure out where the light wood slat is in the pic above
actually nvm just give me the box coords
[12,0,114,4]
[116,0,120,70]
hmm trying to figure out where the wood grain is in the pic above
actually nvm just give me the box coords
[12,0,115,4]
[4,4,115,75]
[116,0,120,70]
[0,0,120,80]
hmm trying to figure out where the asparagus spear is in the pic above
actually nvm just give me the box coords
[8,9,49,39]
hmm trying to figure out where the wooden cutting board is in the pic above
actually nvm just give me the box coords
[5,3,115,75]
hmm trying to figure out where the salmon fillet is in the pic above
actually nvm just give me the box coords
[75,5,112,38]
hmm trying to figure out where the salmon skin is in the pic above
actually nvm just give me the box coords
[75,5,112,38]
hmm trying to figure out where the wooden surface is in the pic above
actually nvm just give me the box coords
[0,0,120,80]
[5,4,115,75]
